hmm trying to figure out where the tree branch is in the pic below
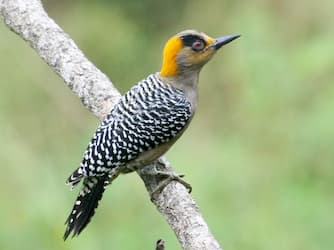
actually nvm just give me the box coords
[0,1,222,249]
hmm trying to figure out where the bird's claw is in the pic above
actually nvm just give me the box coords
[148,170,192,201]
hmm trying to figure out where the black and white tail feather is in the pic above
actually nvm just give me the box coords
[63,171,118,240]
[66,168,84,190]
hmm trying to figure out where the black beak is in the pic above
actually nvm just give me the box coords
[211,34,241,50]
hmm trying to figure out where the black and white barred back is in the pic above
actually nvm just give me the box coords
[64,73,193,239]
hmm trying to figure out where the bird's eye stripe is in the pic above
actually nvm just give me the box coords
[181,35,207,48]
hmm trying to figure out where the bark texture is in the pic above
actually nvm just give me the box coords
[0,1,222,249]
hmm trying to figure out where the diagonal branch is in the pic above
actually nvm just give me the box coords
[0,0,222,249]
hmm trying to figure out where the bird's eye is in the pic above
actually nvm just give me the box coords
[192,40,205,51]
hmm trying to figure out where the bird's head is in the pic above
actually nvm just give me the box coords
[160,30,240,78]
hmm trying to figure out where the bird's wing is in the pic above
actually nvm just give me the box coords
[80,81,192,177]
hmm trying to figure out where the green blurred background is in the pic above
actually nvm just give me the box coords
[1,0,334,249]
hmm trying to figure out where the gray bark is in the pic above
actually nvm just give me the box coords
[0,0,222,249]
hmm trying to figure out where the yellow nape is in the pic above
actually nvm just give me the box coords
[160,36,183,77]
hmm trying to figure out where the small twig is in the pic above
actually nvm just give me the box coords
[156,239,165,250]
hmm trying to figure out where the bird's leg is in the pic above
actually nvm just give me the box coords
[149,169,192,193]
[141,158,192,200]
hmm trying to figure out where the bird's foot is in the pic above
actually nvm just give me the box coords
[150,169,192,196]
[141,160,192,201]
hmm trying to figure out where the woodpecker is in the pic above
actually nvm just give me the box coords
[64,30,240,239]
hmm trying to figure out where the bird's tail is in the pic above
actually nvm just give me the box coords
[66,167,84,190]
[64,176,107,240]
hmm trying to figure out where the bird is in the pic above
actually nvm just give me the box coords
[63,29,240,240]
